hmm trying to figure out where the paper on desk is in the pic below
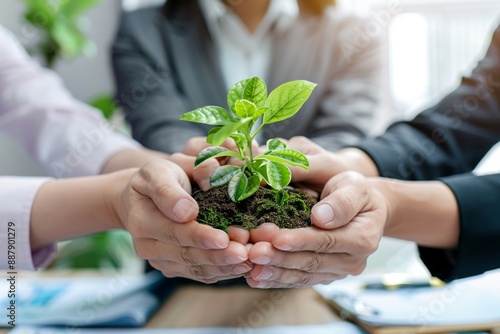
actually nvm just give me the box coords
[0,271,164,327]
[314,269,500,327]
[8,322,366,334]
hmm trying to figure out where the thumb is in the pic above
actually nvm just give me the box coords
[135,160,199,223]
[312,172,369,229]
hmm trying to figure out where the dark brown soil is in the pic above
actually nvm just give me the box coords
[192,187,318,231]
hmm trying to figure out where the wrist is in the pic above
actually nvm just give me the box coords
[103,169,137,230]
[368,177,399,234]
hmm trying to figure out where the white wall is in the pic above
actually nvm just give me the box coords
[0,0,121,176]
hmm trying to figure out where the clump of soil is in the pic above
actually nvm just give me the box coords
[192,187,318,231]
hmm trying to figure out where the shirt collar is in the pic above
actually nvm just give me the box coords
[198,0,298,36]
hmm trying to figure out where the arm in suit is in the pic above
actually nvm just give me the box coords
[357,25,500,181]
[112,9,209,154]
[356,25,500,280]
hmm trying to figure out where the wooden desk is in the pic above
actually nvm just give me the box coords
[147,285,340,328]
[0,273,340,333]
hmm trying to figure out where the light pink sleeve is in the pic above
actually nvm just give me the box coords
[0,25,141,178]
[0,177,56,271]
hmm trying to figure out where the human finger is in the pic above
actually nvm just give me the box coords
[130,206,229,249]
[271,223,380,257]
[247,265,345,288]
[130,160,198,222]
[183,137,210,156]
[311,172,371,229]
[135,239,247,265]
[228,226,250,244]
[149,260,252,279]
[249,223,279,243]
[248,241,363,274]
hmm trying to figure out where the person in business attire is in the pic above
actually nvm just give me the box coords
[0,25,250,282]
[243,24,500,288]
[112,0,385,154]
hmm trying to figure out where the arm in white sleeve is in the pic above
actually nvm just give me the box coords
[0,25,140,178]
[0,177,55,270]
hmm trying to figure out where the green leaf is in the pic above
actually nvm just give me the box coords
[230,133,248,149]
[254,107,267,120]
[194,147,240,168]
[227,77,268,113]
[210,166,242,187]
[61,0,102,20]
[267,139,286,151]
[23,0,58,27]
[180,106,234,125]
[206,127,222,145]
[264,80,317,124]
[210,118,252,146]
[264,161,291,190]
[228,171,248,202]
[238,174,261,201]
[234,100,258,118]
[88,94,116,120]
[52,18,89,57]
[255,149,310,169]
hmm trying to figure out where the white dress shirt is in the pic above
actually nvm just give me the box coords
[197,0,298,90]
[0,25,140,271]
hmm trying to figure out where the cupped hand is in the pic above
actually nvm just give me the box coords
[246,172,388,288]
[114,159,252,283]
[284,136,379,193]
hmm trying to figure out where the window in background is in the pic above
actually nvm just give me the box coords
[339,0,500,118]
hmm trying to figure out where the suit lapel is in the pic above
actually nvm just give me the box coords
[161,0,227,109]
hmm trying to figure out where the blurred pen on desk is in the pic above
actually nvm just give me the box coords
[362,274,445,290]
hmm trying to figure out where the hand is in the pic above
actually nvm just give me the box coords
[113,160,252,283]
[246,172,388,288]
[285,136,380,193]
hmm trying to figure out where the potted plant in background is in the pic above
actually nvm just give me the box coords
[181,76,318,231]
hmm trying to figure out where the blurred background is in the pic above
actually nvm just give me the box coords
[2,0,500,174]
[1,0,499,274]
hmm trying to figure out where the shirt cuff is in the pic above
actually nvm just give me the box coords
[420,173,500,281]
[0,177,56,270]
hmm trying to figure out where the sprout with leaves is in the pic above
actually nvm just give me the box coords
[180,77,317,202]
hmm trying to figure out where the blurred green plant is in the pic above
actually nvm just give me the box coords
[48,231,137,271]
[89,94,118,120]
[20,0,101,68]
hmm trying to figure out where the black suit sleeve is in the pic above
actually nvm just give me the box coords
[112,10,207,153]
[356,26,500,280]
[358,25,500,181]
[421,173,500,281]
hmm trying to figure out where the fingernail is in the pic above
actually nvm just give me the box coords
[312,204,335,228]
[200,179,211,191]
[204,232,228,249]
[173,198,197,221]
[256,267,273,280]
[251,255,271,265]
[233,264,251,274]
[275,244,293,251]
[225,255,247,265]
[256,281,269,288]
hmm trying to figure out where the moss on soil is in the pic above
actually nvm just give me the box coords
[193,187,318,231]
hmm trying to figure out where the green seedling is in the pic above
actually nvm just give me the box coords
[180,76,316,202]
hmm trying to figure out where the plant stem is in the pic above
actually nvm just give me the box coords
[251,123,265,141]
[245,133,255,173]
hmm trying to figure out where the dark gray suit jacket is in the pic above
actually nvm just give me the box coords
[112,0,384,153]
[358,24,500,282]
